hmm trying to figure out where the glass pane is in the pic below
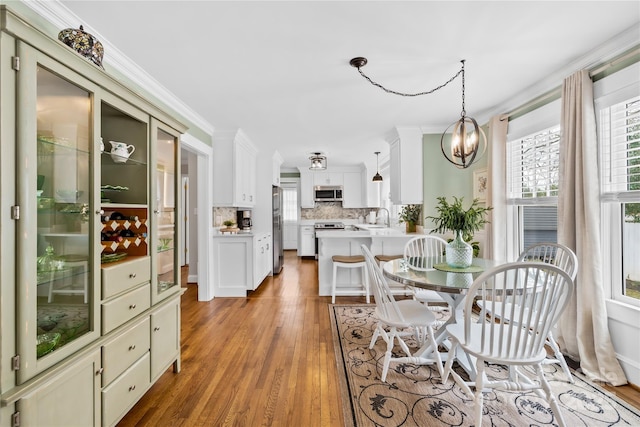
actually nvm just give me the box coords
[521,205,557,251]
[623,203,640,300]
[36,67,91,358]
[156,129,177,295]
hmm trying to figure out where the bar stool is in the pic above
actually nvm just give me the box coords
[331,255,369,303]
[374,254,403,268]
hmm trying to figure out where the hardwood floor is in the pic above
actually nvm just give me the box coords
[117,251,363,426]
[118,250,640,426]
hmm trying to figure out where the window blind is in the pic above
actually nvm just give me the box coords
[599,95,640,197]
[282,186,298,221]
[507,125,561,200]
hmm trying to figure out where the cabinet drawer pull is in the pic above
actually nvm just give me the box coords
[129,273,137,279]
[128,345,136,351]
[96,209,105,215]
[129,304,137,310]
[129,385,136,392]
[154,327,160,332]
[96,368,104,376]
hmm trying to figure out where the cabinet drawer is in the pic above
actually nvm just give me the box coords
[102,352,150,427]
[102,317,150,385]
[102,284,151,334]
[102,256,151,299]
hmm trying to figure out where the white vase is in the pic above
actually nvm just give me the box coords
[446,230,473,268]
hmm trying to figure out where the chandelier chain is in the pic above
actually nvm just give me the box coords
[356,64,463,98]
[460,60,466,117]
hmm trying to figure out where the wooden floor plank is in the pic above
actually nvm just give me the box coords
[117,250,639,426]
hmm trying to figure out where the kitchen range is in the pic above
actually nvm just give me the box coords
[314,221,345,258]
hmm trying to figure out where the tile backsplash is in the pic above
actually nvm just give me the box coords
[212,207,237,227]
[300,203,374,221]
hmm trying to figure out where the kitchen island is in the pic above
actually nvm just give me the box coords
[316,226,420,297]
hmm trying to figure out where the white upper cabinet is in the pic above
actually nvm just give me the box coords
[387,127,423,204]
[272,151,283,186]
[312,171,343,187]
[342,171,366,208]
[212,129,258,207]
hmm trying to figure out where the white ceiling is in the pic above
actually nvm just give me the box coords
[57,1,640,170]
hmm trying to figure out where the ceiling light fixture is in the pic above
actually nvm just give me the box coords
[309,152,327,170]
[372,151,383,182]
[349,57,486,169]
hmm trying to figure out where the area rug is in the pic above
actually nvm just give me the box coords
[330,304,640,427]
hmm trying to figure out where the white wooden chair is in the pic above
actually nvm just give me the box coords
[442,262,574,427]
[403,236,447,309]
[361,244,442,382]
[477,242,578,383]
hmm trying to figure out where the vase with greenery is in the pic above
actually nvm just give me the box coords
[425,196,492,268]
[222,220,236,229]
[398,204,421,233]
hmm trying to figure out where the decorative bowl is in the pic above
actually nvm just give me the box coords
[36,332,61,357]
[55,189,83,203]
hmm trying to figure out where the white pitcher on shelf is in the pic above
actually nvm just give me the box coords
[109,141,135,163]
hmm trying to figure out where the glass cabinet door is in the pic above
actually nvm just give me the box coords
[152,122,180,304]
[16,48,100,382]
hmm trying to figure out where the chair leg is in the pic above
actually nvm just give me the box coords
[362,264,370,304]
[545,331,574,383]
[331,262,338,304]
[536,363,567,427]
[473,358,486,427]
[381,327,397,382]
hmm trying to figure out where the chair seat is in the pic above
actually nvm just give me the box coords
[376,299,437,328]
[332,255,365,264]
[374,254,403,263]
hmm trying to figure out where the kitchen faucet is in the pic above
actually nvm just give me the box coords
[377,208,390,228]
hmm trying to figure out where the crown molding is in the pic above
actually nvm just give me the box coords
[21,0,214,136]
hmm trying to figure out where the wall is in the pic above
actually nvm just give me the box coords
[422,132,488,225]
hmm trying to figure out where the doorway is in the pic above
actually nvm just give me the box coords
[180,133,214,301]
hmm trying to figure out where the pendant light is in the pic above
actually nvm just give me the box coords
[350,58,486,169]
[372,151,383,182]
[439,60,487,169]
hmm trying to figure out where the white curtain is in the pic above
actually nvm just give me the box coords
[486,115,508,262]
[556,70,627,386]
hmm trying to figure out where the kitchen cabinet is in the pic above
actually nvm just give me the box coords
[253,233,272,290]
[211,232,272,296]
[0,6,185,425]
[272,152,283,186]
[212,129,258,208]
[313,171,343,187]
[298,167,367,209]
[387,127,423,204]
[299,171,315,208]
[342,171,366,208]
[299,225,315,257]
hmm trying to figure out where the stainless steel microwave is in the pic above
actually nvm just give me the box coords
[314,186,343,202]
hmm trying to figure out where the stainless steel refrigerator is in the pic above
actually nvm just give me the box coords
[272,186,284,274]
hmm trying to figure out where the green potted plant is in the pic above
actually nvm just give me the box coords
[398,204,421,233]
[222,220,236,230]
[425,196,492,267]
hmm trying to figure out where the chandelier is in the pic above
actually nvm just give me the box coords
[349,58,486,169]
[309,152,327,170]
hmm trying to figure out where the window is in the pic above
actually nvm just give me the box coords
[507,120,561,254]
[599,95,640,303]
[282,185,298,222]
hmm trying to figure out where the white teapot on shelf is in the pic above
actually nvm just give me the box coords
[109,141,135,163]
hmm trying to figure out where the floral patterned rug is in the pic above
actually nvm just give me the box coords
[330,304,640,427]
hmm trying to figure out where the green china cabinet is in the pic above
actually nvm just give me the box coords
[0,6,186,426]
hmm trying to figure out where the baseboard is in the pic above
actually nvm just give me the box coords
[188,274,198,284]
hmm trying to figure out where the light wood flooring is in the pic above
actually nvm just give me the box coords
[118,250,640,426]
